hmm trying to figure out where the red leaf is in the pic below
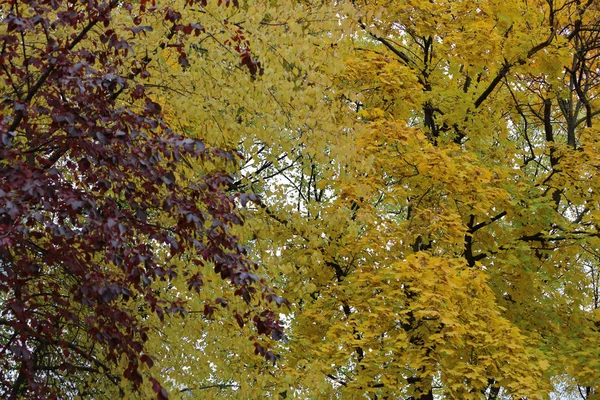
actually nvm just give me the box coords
[158,388,169,400]
[234,312,244,328]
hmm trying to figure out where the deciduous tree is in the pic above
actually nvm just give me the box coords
[0,0,282,398]
[5,0,600,399]
[145,0,600,399]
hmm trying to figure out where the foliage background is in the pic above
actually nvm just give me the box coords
[3,0,600,399]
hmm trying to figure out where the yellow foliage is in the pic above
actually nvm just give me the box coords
[97,0,600,398]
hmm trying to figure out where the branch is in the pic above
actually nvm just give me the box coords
[180,384,240,392]
[325,373,348,387]
[474,62,511,108]
[474,15,556,109]
[6,0,120,135]
[470,211,507,233]
[358,20,414,67]
[576,108,600,128]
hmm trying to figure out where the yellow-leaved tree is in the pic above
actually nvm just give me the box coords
[135,0,600,399]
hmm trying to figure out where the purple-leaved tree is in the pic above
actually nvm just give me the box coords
[0,0,280,398]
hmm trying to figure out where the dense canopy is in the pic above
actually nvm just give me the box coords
[2,0,600,399]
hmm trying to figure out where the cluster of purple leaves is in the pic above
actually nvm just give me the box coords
[0,0,283,398]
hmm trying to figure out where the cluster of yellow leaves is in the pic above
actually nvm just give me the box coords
[296,254,551,398]
[102,0,600,398]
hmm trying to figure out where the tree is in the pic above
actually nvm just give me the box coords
[5,0,600,399]
[0,0,283,398]
[135,0,600,399]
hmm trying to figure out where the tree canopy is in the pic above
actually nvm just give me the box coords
[2,0,600,399]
